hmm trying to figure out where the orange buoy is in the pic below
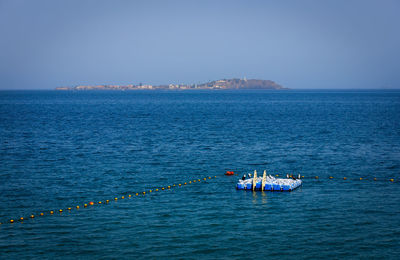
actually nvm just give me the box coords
[89,201,94,205]
[225,171,234,175]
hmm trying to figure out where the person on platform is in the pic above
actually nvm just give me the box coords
[242,174,246,180]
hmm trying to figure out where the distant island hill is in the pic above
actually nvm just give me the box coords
[55,78,287,90]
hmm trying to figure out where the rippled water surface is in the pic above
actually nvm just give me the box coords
[0,90,400,259]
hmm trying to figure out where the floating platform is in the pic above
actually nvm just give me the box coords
[236,172,302,192]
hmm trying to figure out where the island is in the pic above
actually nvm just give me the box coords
[55,78,287,91]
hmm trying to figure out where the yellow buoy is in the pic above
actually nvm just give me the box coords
[343,177,347,180]
[374,178,377,181]
[359,177,363,180]
[106,200,109,203]
[168,186,171,189]
[179,184,181,186]
[204,178,206,180]
[155,189,158,192]
[184,182,187,185]
[98,201,102,204]
[208,177,211,179]
[276,174,279,177]
[50,211,54,214]
[30,215,34,218]
[189,181,192,183]
[20,217,24,221]
[143,192,146,195]
[129,194,132,197]
[114,198,118,201]
[149,190,152,193]
[136,193,139,196]
[10,219,14,223]
[329,176,333,179]
[390,179,394,182]
[173,184,176,186]
[162,187,165,190]
[315,176,319,179]
[198,179,201,182]
[302,176,304,178]
[59,209,63,213]
[76,206,80,209]
[193,180,196,183]
[84,204,88,207]
[121,196,125,199]
[67,207,72,210]
[40,212,44,216]
[214,176,216,178]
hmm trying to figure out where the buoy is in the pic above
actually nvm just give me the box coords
[208,177,211,179]
[193,180,196,183]
[50,211,54,214]
[374,178,377,181]
[76,206,80,209]
[155,189,158,192]
[129,194,132,197]
[30,215,34,218]
[20,217,24,221]
[84,204,88,207]
[68,207,72,210]
[98,201,102,204]
[329,176,333,179]
[149,190,152,193]
[189,181,192,183]
[106,200,109,203]
[214,176,216,178]
[315,176,319,179]
[276,174,279,177]
[179,184,181,186]
[225,171,234,175]
[89,201,94,205]
[59,209,63,213]
[142,192,146,195]
[204,178,206,180]
[10,219,14,223]
[162,187,165,190]
[184,182,187,185]
[40,212,44,216]
[343,177,347,180]
[390,179,394,182]
[136,193,139,196]
[114,198,118,201]
[198,179,200,182]
[173,184,176,186]
[121,196,124,199]
[168,186,171,189]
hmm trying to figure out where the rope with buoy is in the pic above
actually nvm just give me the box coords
[0,175,217,226]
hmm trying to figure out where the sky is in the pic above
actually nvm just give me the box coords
[0,0,399,89]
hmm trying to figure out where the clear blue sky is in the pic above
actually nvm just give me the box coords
[0,0,399,89]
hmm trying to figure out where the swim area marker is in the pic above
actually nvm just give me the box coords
[1,174,397,226]
[0,176,217,226]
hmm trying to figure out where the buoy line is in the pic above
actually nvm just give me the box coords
[0,176,217,226]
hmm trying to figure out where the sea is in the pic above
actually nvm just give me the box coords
[0,90,399,259]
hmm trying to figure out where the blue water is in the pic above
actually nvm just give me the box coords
[0,90,400,259]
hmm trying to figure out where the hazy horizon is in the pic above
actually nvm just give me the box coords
[1,0,399,90]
